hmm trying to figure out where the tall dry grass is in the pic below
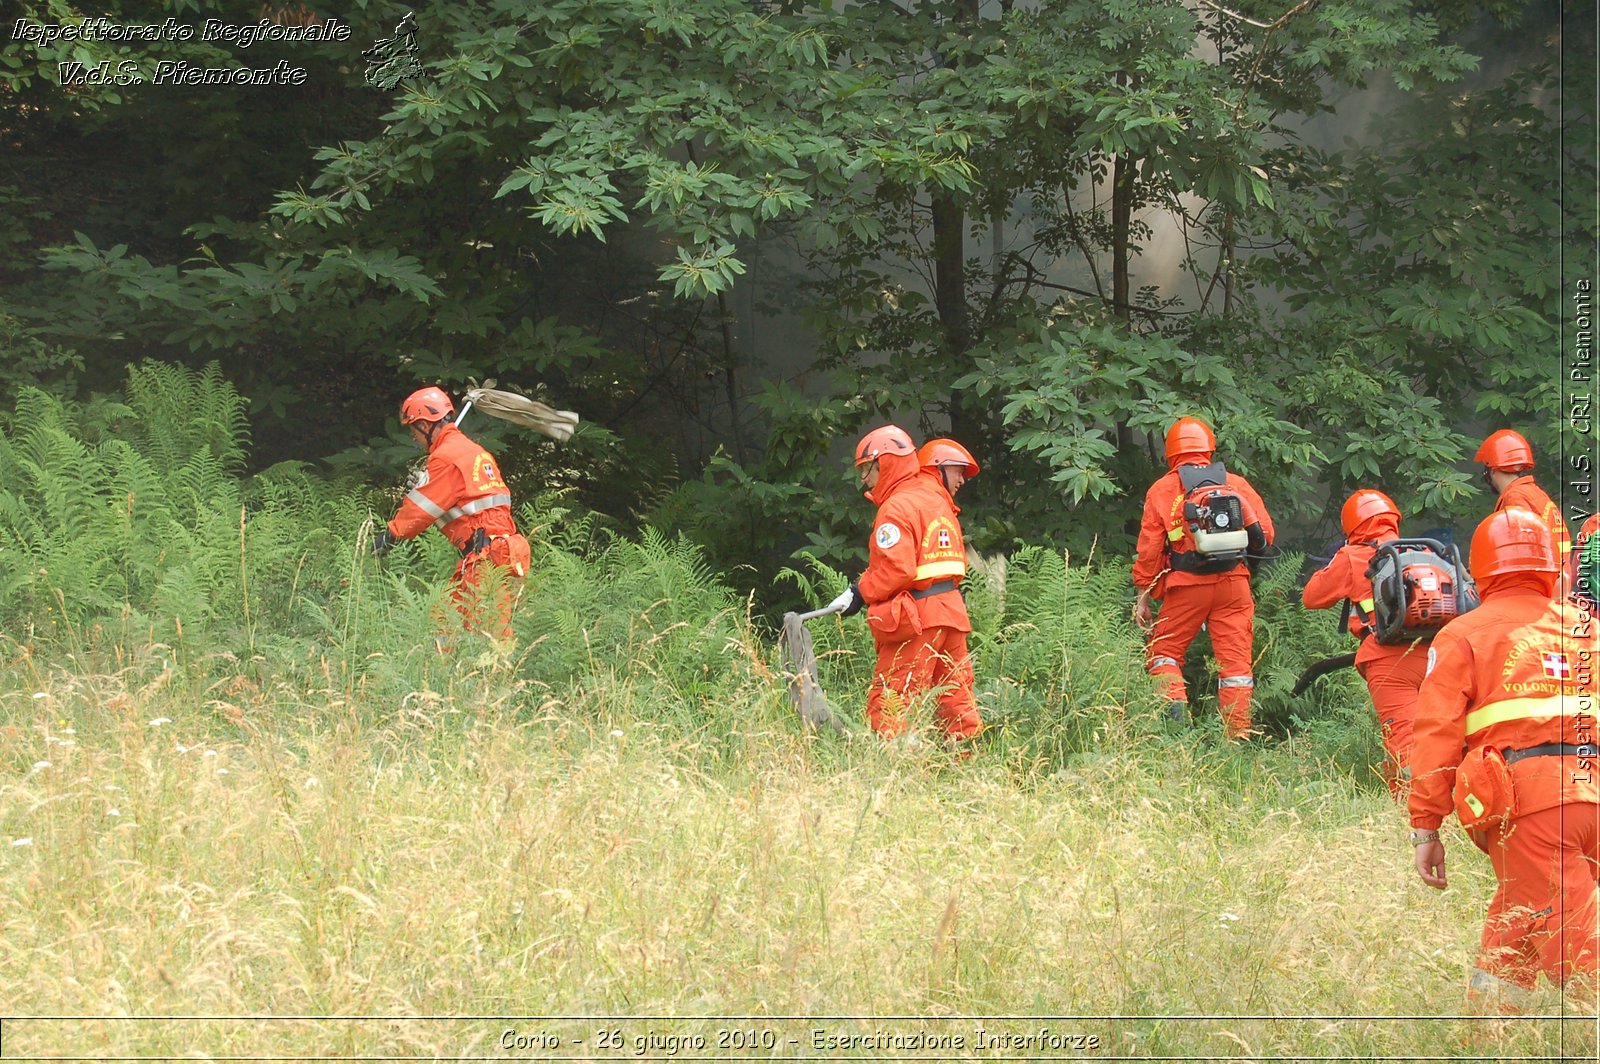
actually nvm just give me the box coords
[2,366,1594,1058]
[2,637,1595,1061]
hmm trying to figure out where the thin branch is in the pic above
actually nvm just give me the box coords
[1194,0,1276,30]
[1235,1,1321,118]
[1005,254,1184,320]
[1062,189,1106,299]
[1197,0,1319,33]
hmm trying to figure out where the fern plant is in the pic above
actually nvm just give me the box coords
[0,360,1384,784]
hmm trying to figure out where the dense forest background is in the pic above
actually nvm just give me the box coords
[2,0,1594,604]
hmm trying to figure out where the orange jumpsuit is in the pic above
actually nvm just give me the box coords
[1302,537,1428,797]
[388,422,532,639]
[1569,514,1600,604]
[857,450,980,742]
[1409,583,1600,1001]
[1133,462,1274,737]
[1497,476,1573,595]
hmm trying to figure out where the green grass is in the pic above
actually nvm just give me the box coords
[1,632,1596,1060]
[2,364,1595,1059]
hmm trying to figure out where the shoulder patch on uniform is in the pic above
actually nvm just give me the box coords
[875,523,902,550]
[473,452,505,488]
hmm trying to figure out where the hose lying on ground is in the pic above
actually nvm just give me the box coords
[1292,652,1358,697]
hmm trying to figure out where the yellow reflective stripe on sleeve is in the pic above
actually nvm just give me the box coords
[913,560,967,581]
[1167,528,1183,541]
[1358,598,1375,612]
[1464,695,1574,736]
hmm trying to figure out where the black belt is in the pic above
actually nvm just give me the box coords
[1503,743,1599,766]
[459,528,498,557]
[910,579,959,600]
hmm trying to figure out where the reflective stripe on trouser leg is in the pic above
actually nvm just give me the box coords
[1218,674,1253,737]
[1205,579,1256,735]
[1146,586,1212,704]
[1148,654,1185,703]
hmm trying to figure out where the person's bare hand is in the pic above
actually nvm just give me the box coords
[1133,591,1155,633]
[1415,839,1447,890]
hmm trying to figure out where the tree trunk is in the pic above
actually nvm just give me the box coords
[937,0,981,443]
[1111,152,1136,323]
[1111,144,1140,454]
[715,290,746,467]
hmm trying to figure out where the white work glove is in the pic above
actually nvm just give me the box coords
[827,584,864,617]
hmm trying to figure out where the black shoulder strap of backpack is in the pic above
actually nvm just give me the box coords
[1363,541,1390,583]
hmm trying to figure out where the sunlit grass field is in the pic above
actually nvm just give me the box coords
[1,367,1595,1059]
[2,633,1596,1061]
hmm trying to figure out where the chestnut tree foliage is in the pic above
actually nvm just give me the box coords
[2,0,1589,586]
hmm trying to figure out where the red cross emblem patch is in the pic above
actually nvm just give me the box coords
[1542,652,1572,679]
[937,529,951,549]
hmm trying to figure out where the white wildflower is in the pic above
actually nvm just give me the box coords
[148,717,171,727]
[31,692,47,700]
[11,837,33,847]
[30,760,50,773]
[610,729,625,738]
[107,809,120,817]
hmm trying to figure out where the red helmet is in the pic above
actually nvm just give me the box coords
[400,386,454,426]
[1340,489,1400,540]
[917,438,979,477]
[1164,417,1216,465]
[1473,429,1534,472]
[1469,507,1558,585]
[854,424,916,467]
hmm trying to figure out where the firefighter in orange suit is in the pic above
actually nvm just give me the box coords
[373,386,532,640]
[1132,417,1274,739]
[829,425,981,744]
[1302,490,1428,796]
[1569,514,1600,608]
[1477,429,1572,583]
[918,438,979,499]
[1408,508,1599,1011]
